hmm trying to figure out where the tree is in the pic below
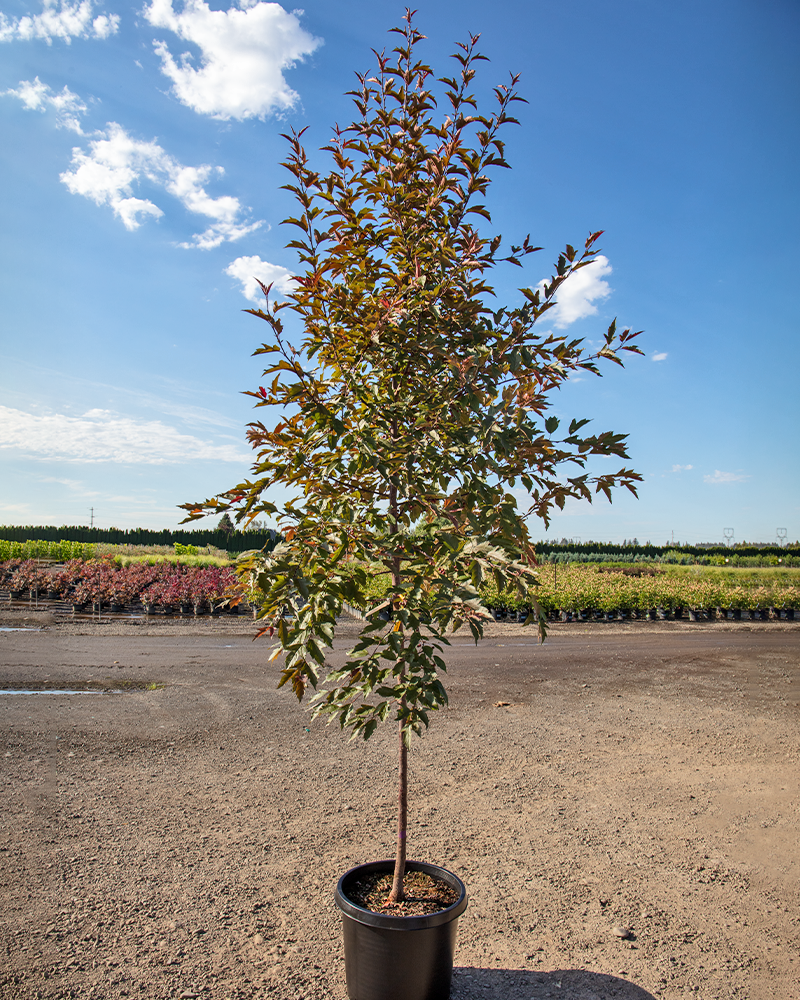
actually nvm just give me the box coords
[217,512,235,537]
[182,12,642,905]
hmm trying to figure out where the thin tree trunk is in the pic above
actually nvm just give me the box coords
[388,705,408,902]
[386,463,407,904]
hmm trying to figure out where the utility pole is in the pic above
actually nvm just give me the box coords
[90,507,94,528]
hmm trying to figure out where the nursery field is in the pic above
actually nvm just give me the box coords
[2,556,799,621]
[0,613,798,1000]
[360,561,800,619]
[492,562,800,617]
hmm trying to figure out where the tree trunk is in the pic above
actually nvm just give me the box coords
[388,707,408,902]
[386,464,408,905]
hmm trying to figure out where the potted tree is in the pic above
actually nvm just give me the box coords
[183,14,642,1000]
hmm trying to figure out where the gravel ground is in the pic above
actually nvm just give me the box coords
[0,608,798,1000]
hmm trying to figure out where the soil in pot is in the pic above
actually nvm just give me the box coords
[345,869,460,917]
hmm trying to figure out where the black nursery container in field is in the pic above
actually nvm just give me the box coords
[335,861,468,1000]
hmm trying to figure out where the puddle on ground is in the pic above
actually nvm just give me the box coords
[0,681,161,694]
[0,627,43,632]
[0,689,124,695]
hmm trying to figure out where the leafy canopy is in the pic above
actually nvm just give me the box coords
[181,13,642,743]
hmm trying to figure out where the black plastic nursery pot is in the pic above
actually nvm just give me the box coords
[335,860,468,1000]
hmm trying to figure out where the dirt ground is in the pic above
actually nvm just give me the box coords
[0,607,798,1000]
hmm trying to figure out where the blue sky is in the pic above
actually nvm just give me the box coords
[1,0,798,545]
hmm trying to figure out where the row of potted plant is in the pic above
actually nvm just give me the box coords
[479,564,800,614]
[4,557,798,614]
[0,558,245,610]
[486,605,796,621]
[0,539,96,562]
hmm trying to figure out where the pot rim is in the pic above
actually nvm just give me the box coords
[334,859,468,931]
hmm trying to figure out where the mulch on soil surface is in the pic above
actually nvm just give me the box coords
[345,869,461,916]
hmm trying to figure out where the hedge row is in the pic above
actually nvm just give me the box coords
[0,525,279,554]
[535,542,798,558]
[541,551,798,567]
[1,527,796,561]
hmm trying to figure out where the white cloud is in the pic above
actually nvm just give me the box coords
[3,76,88,133]
[39,476,98,495]
[143,0,322,120]
[0,357,244,432]
[225,255,296,302]
[539,255,612,329]
[0,405,250,464]
[652,351,668,362]
[36,475,160,507]
[0,502,31,515]
[671,464,693,472]
[703,470,749,485]
[60,122,263,246]
[0,0,119,44]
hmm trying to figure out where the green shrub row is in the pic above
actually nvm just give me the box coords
[481,564,800,612]
[535,541,798,559]
[540,550,798,567]
[0,524,278,554]
[0,539,96,561]
[345,562,800,613]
